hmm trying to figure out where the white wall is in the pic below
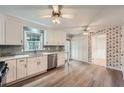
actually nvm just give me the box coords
[71,35,88,62]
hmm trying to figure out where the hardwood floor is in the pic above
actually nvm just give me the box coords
[8,61,124,87]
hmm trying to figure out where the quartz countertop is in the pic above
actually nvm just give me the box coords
[0,51,65,61]
[0,55,30,61]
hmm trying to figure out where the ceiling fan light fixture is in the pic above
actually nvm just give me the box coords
[52,16,60,24]
[52,5,59,13]
[83,32,89,35]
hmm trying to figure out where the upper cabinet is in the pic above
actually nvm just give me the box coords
[0,13,66,46]
[44,30,66,46]
[0,14,5,45]
[5,16,23,45]
[0,14,23,45]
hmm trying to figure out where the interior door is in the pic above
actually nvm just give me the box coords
[92,34,106,67]
[71,35,88,62]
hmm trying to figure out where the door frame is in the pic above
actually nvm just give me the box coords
[66,39,71,60]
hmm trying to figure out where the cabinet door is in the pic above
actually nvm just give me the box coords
[0,14,5,45]
[37,56,47,72]
[48,31,54,45]
[17,58,27,79]
[56,31,61,45]
[44,30,66,45]
[44,30,48,45]
[27,57,38,76]
[53,31,62,45]
[5,16,23,45]
[57,53,65,67]
[41,56,47,71]
[56,31,66,45]
[36,57,42,72]
[44,30,53,45]
[6,59,17,83]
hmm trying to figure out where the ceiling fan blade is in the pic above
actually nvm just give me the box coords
[41,15,51,18]
[62,14,73,19]
[52,5,59,13]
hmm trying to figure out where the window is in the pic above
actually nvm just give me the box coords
[24,27,44,51]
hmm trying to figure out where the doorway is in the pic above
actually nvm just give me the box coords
[91,34,106,67]
[65,40,71,60]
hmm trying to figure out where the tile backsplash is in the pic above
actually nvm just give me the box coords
[0,45,23,56]
[0,45,65,57]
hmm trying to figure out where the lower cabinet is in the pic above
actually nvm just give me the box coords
[36,57,42,72]
[16,58,27,79]
[57,52,65,67]
[38,55,47,72]
[27,57,38,76]
[6,59,17,83]
[4,54,51,84]
[27,56,48,76]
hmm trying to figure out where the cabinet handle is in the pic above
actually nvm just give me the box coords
[24,64,27,68]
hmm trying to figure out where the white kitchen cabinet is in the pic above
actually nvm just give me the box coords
[39,55,47,71]
[58,31,66,45]
[27,57,38,76]
[16,58,27,79]
[36,57,42,72]
[27,56,47,76]
[57,52,65,67]
[0,14,24,45]
[0,14,5,45]
[44,30,54,45]
[44,30,66,45]
[6,59,17,83]
[5,16,23,45]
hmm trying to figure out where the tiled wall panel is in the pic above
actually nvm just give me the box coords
[89,26,122,70]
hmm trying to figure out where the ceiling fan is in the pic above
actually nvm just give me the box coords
[41,5,73,24]
[80,25,91,35]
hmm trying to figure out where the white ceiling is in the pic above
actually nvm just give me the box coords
[0,5,124,35]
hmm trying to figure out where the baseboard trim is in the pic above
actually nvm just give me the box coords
[71,59,122,71]
[6,70,47,86]
[70,59,89,63]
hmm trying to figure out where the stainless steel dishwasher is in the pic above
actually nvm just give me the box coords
[47,54,57,69]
